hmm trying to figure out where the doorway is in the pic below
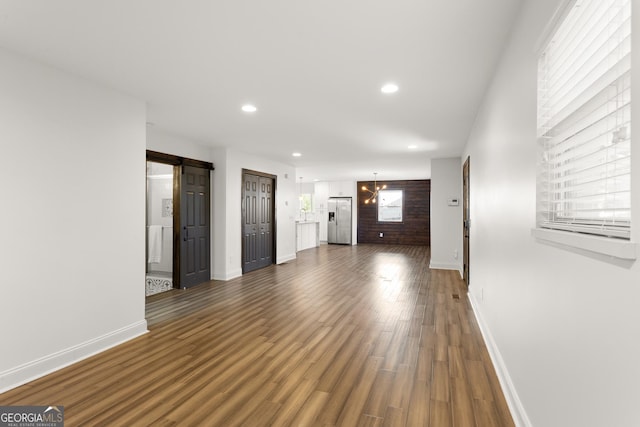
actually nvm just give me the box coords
[242,169,276,273]
[146,161,174,296]
[146,150,213,291]
[463,157,470,287]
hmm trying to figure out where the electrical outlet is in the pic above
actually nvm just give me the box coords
[453,250,458,259]
[379,232,384,238]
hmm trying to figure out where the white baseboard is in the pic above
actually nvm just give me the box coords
[429,260,461,272]
[0,320,148,394]
[212,268,243,281]
[467,292,531,427]
[212,256,296,282]
[277,253,297,264]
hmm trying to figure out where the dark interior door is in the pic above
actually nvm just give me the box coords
[180,165,210,288]
[258,176,273,267]
[463,157,470,287]
[242,172,274,273]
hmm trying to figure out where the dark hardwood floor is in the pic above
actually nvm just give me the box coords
[0,244,513,426]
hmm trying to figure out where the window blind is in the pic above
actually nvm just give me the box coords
[537,0,631,239]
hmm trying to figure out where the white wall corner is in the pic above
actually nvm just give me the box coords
[0,321,148,394]
[467,292,532,427]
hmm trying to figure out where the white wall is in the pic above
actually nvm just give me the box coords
[429,157,463,272]
[0,48,147,392]
[463,1,640,426]
[212,148,298,280]
[210,147,228,279]
[314,182,330,242]
[146,127,212,161]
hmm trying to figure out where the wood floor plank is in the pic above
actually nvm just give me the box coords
[466,359,495,401]
[315,329,366,393]
[435,333,449,362]
[270,378,318,426]
[387,363,415,411]
[416,347,434,383]
[448,345,466,379]
[382,406,405,427]
[363,369,395,418]
[432,360,450,403]
[358,414,385,427]
[406,379,431,426]
[223,377,279,427]
[430,400,452,427]
[336,356,384,426]
[451,377,476,427]
[288,390,330,426]
[317,335,374,425]
[0,244,514,427]
[473,398,507,427]
[480,349,516,427]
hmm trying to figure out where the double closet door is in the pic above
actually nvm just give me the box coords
[242,171,275,273]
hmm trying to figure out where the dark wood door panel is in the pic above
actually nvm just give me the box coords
[180,165,210,288]
[242,172,275,273]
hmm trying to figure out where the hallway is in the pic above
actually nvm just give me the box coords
[1,244,513,426]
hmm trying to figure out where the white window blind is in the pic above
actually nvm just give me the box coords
[537,0,631,239]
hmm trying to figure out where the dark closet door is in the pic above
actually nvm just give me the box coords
[242,172,274,273]
[257,176,273,267]
[180,165,210,288]
[243,173,259,272]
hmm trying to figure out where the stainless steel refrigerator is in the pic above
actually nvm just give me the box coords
[328,197,352,244]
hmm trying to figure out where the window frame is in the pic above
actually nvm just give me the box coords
[377,189,404,223]
[533,0,637,259]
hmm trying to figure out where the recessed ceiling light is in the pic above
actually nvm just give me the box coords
[292,152,302,157]
[381,83,399,94]
[241,104,257,113]
[408,144,418,149]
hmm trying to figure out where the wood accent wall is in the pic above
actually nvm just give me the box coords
[357,179,430,245]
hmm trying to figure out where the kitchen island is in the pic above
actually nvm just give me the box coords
[296,221,319,252]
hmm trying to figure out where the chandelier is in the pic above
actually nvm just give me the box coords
[361,173,386,204]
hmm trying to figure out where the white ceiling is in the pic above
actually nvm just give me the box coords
[0,0,522,182]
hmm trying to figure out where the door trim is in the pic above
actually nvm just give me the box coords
[147,150,214,170]
[463,156,470,287]
[146,150,214,288]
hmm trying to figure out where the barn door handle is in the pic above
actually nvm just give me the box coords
[183,226,188,241]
